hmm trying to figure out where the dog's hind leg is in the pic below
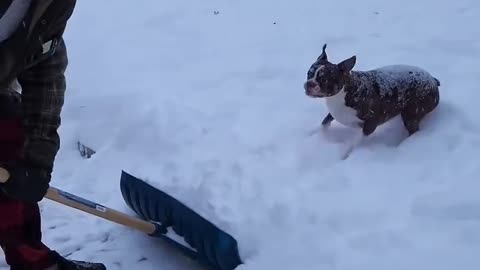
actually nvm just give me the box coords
[401,88,439,136]
[401,104,428,136]
[401,108,420,135]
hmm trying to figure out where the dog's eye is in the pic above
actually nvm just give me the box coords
[317,77,327,84]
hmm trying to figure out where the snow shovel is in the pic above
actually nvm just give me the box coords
[0,168,242,270]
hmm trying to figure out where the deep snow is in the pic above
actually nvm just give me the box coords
[2,0,480,269]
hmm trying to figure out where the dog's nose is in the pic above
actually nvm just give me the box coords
[304,80,316,90]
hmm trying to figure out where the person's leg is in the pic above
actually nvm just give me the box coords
[0,194,58,270]
[0,90,106,270]
[0,194,106,270]
[0,90,57,269]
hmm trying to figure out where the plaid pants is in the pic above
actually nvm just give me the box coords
[0,117,57,270]
[0,195,57,270]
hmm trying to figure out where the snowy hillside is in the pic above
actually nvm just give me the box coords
[3,0,480,269]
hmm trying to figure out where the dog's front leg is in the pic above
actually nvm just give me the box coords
[308,113,334,136]
[321,113,334,127]
[340,129,364,160]
[341,120,376,160]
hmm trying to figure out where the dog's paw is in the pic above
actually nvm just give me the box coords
[306,127,321,137]
[339,130,365,160]
[340,145,353,160]
[307,124,330,137]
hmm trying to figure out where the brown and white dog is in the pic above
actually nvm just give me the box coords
[304,44,440,159]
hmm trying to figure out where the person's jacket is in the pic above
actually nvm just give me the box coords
[1,0,76,173]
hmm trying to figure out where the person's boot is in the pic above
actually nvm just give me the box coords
[53,255,106,270]
[57,259,106,270]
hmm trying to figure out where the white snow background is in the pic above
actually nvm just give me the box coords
[2,0,480,269]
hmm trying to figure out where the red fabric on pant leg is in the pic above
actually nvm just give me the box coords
[0,116,57,269]
[0,119,25,163]
[0,194,57,270]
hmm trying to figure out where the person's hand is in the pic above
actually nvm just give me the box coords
[0,161,50,203]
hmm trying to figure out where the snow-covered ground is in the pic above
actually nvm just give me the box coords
[3,0,480,269]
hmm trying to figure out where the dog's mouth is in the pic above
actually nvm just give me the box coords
[304,81,326,98]
[305,89,326,98]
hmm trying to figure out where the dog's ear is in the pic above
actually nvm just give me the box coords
[317,44,328,62]
[338,56,356,72]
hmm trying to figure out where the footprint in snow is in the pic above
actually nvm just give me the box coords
[53,236,72,243]
[411,197,480,221]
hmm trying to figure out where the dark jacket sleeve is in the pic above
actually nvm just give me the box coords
[16,37,68,173]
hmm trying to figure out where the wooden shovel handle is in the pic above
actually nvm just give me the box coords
[0,167,157,235]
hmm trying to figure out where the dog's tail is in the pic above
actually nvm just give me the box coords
[434,77,441,86]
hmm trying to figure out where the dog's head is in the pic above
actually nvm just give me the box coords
[304,44,356,98]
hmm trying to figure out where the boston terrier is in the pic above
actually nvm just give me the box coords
[304,44,440,159]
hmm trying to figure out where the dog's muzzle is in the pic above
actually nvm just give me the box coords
[304,80,317,91]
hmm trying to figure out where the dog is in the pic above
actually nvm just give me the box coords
[304,44,440,159]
